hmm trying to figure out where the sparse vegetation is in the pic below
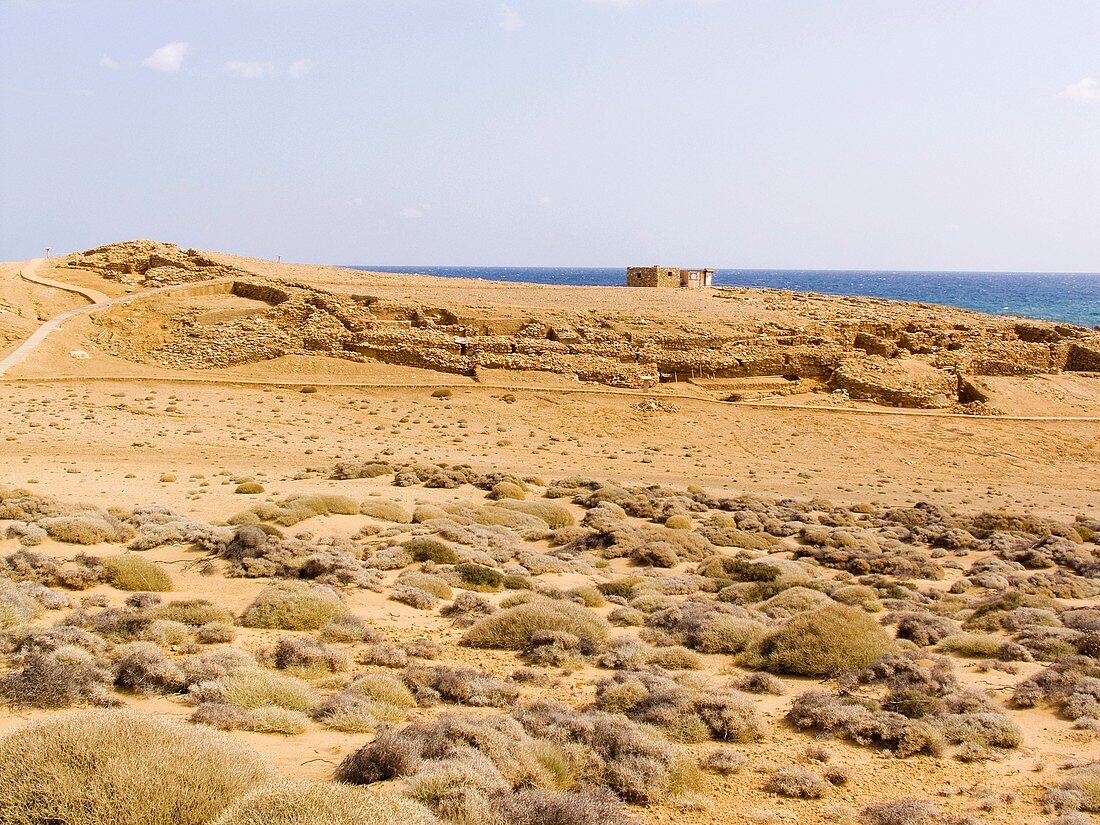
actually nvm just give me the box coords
[239,581,347,630]
[0,710,274,825]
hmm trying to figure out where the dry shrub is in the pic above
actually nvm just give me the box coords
[405,664,520,707]
[212,781,439,825]
[350,673,418,707]
[765,765,829,798]
[700,749,748,774]
[787,691,944,756]
[0,709,274,825]
[491,787,637,825]
[490,481,526,500]
[272,636,350,673]
[0,582,42,629]
[360,500,413,524]
[1044,764,1100,813]
[240,706,309,736]
[239,581,347,630]
[101,554,173,592]
[224,667,318,711]
[494,499,576,528]
[404,537,458,564]
[750,604,892,676]
[333,461,393,480]
[462,599,609,650]
[0,648,111,708]
[893,611,957,646]
[939,632,1029,661]
[153,598,234,626]
[860,797,939,825]
[392,585,441,610]
[113,642,186,694]
[399,572,453,599]
[321,614,381,643]
[196,622,236,643]
[38,513,134,545]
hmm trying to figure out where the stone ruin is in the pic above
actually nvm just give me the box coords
[69,243,1100,409]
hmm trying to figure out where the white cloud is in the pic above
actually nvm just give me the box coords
[350,196,364,207]
[499,4,525,31]
[225,60,270,79]
[99,55,119,70]
[1060,77,1100,102]
[289,59,312,79]
[142,42,189,72]
[402,206,428,219]
[537,195,554,206]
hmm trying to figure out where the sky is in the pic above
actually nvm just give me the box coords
[1,1,1099,271]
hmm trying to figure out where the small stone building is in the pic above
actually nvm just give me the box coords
[626,265,714,289]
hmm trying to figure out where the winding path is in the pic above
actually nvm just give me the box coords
[0,258,231,377]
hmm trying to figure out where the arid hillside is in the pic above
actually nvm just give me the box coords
[36,240,1100,410]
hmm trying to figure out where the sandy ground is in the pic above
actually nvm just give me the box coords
[1,252,1099,824]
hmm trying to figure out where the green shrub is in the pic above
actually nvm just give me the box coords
[235,483,264,495]
[404,537,458,565]
[462,599,609,649]
[455,563,505,592]
[212,781,439,825]
[102,555,173,592]
[750,604,892,676]
[239,581,347,630]
[664,515,693,530]
[360,500,412,524]
[224,668,318,711]
[0,709,274,825]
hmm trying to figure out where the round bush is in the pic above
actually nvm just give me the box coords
[0,709,274,825]
[235,483,265,495]
[754,604,892,676]
[102,555,173,592]
[212,781,438,825]
[240,581,348,630]
[462,599,610,649]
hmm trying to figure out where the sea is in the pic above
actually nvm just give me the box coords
[351,266,1100,330]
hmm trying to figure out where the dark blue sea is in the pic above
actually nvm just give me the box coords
[350,266,1100,329]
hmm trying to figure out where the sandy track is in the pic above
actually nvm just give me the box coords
[0,265,232,377]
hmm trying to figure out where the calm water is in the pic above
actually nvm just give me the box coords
[351,266,1100,329]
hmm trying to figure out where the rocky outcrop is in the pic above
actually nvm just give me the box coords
[829,358,959,409]
[63,240,245,287]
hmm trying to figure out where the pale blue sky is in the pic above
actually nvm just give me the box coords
[1,1,1098,270]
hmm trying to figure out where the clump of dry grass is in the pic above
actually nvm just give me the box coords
[746,604,892,676]
[360,500,413,524]
[224,667,318,711]
[153,598,235,626]
[0,709,274,825]
[101,554,173,592]
[494,499,575,528]
[211,781,439,825]
[764,765,830,798]
[462,599,609,650]
[239,581,347,630]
